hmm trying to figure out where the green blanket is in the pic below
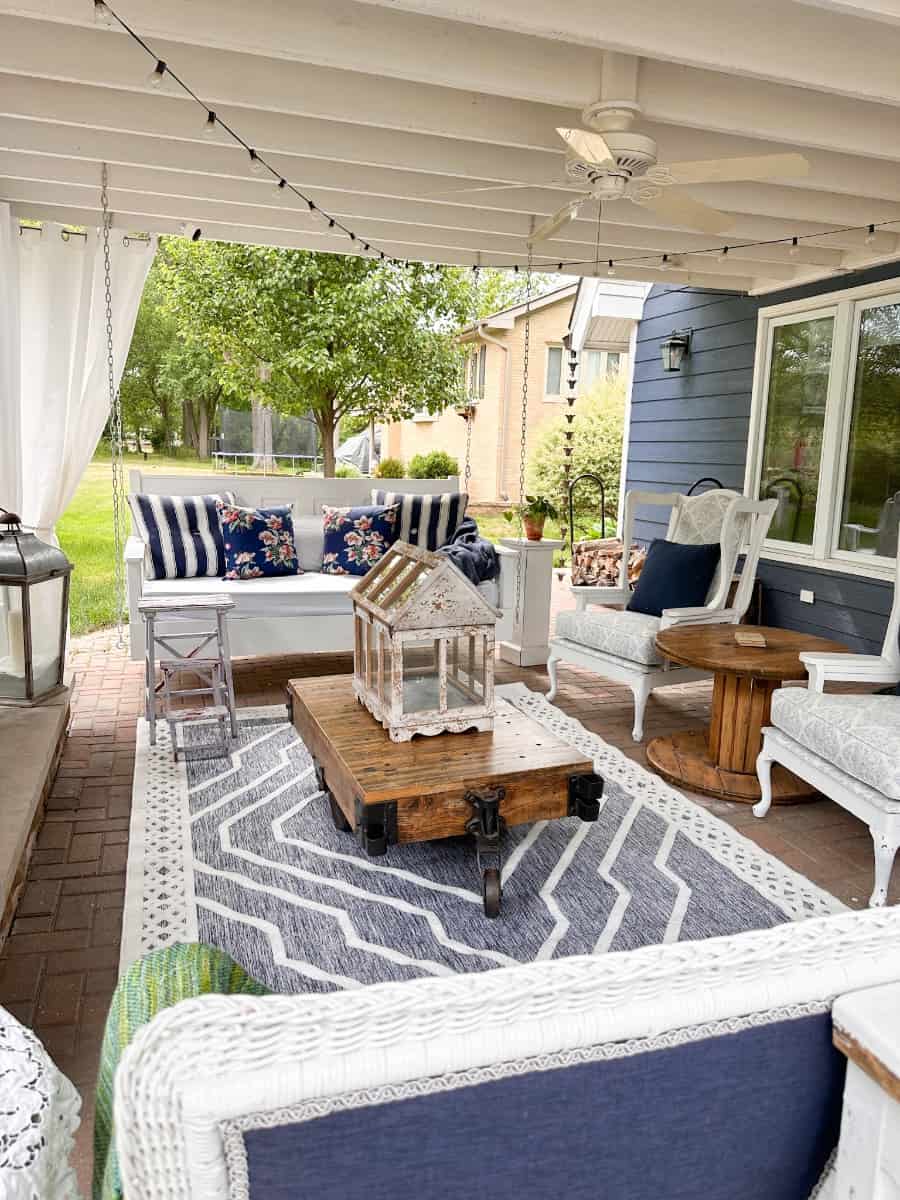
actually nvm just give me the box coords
[93,943,269,1200]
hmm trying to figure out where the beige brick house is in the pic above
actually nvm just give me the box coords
[382,279,648,504]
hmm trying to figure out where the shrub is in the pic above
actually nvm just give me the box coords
[528,378,625,535]
[407,450,460,479]
[335,463,361,478]
[374,457,405,479]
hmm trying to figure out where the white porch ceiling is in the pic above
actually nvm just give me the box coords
[2,0,900,292]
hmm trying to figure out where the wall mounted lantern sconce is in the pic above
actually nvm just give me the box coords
[660,329,692,373]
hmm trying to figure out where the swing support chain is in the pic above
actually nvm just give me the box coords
[100,163,128,650]
[513,247,533,628]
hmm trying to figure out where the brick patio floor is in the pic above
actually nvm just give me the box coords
[1,586,895,1192]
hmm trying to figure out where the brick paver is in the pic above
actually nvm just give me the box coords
[0,595,895,1191]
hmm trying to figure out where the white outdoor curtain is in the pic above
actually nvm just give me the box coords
[0,203,155,538]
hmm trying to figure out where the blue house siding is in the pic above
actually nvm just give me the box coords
[626,263,900,653]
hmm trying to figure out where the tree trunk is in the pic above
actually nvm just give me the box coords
[197,404,210,460]
[318,405,337,477]
[251,397,276,471]
[183,398,197,453]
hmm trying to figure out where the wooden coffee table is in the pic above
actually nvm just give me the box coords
[646,624,849,804]
[288,675,603,916]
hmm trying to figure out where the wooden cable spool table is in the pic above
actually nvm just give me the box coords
[646,624,850,804]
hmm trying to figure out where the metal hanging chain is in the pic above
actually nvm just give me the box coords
[101,163,127,650]
[463,264,480,493]
[513,246,534,629]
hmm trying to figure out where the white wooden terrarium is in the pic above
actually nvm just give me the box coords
[350,540,499,742]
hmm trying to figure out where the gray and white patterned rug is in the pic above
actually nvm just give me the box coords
[122,684,843,991]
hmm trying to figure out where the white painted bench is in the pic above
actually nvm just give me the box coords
[126,471,516,660]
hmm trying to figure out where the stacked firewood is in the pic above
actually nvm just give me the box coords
[570,538,647,588]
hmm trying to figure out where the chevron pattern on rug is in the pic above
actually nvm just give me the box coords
[123,686,843,991]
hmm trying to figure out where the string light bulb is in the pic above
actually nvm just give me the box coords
[866,224,877,245]
[660,253,670,271]
[718,246,729,262]
[789,237,800,257]
[93,0,115,27]
[146,60,167,88]
[275,177,286,192]
[248,149,266,175]
[607,259,615,276]
[202,111,217,139]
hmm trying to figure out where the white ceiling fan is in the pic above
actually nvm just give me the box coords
[414,107,810,247]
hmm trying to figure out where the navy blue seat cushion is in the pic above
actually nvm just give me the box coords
[128,491,234,580]
[372,489,467,552]
[216,502,300,580]
[242,1012,843,1200]
[321,503,400,576]
[626,538,721,618]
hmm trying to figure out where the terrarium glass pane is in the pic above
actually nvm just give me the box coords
[378,629,389,708]
[446,634,485,707]
[402,639,440,714]
[28,576,65,696]
[0,584,27,700]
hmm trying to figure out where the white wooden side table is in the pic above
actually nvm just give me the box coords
[0,1006,83,1199]
[833,981,900,1198]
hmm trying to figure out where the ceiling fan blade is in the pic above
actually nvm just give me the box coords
[411,182,539,199]
[662,152,810,185]
[634,188,733,234]
[556,127,615,168]
[528,198,587,244]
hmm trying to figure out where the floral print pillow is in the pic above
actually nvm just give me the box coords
[321,503,400,576]
[216,502,300,580]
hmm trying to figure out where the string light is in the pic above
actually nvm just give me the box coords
[191,228,202,242]
[146,60,167,88]
[93,0,115,26]
[97,0,900,282]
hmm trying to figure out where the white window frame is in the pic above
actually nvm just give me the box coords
[746,275,900,581]
[544,343,564,401]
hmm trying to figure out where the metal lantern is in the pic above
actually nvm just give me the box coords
[0,510,72,705]
[350,541,498,742]
[660,329,692,372]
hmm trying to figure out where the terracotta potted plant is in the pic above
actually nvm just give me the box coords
[503,495,559,541]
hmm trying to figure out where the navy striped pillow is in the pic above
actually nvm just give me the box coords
[372,490,467,551]
[128,492,235,579]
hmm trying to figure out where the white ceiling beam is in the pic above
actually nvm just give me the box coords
[13,0,900,110]
[0,0,603,109]
[791,0,900,25]
[350,0,900,107]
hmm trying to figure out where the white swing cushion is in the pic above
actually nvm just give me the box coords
[554,608,663,667]
[771,686,900,804]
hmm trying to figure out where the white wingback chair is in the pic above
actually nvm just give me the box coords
[755,536,900,906]
[547,488,777,741]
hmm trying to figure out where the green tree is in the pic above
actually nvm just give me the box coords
[469,268,568,320]
[119,271,180,450]
[528,378,626,543]
[156,240,471,475]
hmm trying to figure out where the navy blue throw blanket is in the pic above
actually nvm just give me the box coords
[436,516,500,586]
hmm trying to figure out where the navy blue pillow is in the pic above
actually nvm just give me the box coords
[216,502,300,580]
[321,504,400,576]
[626,538,721,618]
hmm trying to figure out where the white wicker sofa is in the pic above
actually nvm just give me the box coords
[125,471,516,659]
[115,906,900,1200]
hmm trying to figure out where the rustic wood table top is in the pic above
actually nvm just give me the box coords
[655,624,849,680]
[288,675,591,806]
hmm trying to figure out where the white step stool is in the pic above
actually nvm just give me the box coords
[138,594,238,753]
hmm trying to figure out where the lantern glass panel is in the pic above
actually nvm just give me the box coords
[29,576,66,696]
[402,638,441,713]
[447,634,485,707]
[0,584,27,700]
